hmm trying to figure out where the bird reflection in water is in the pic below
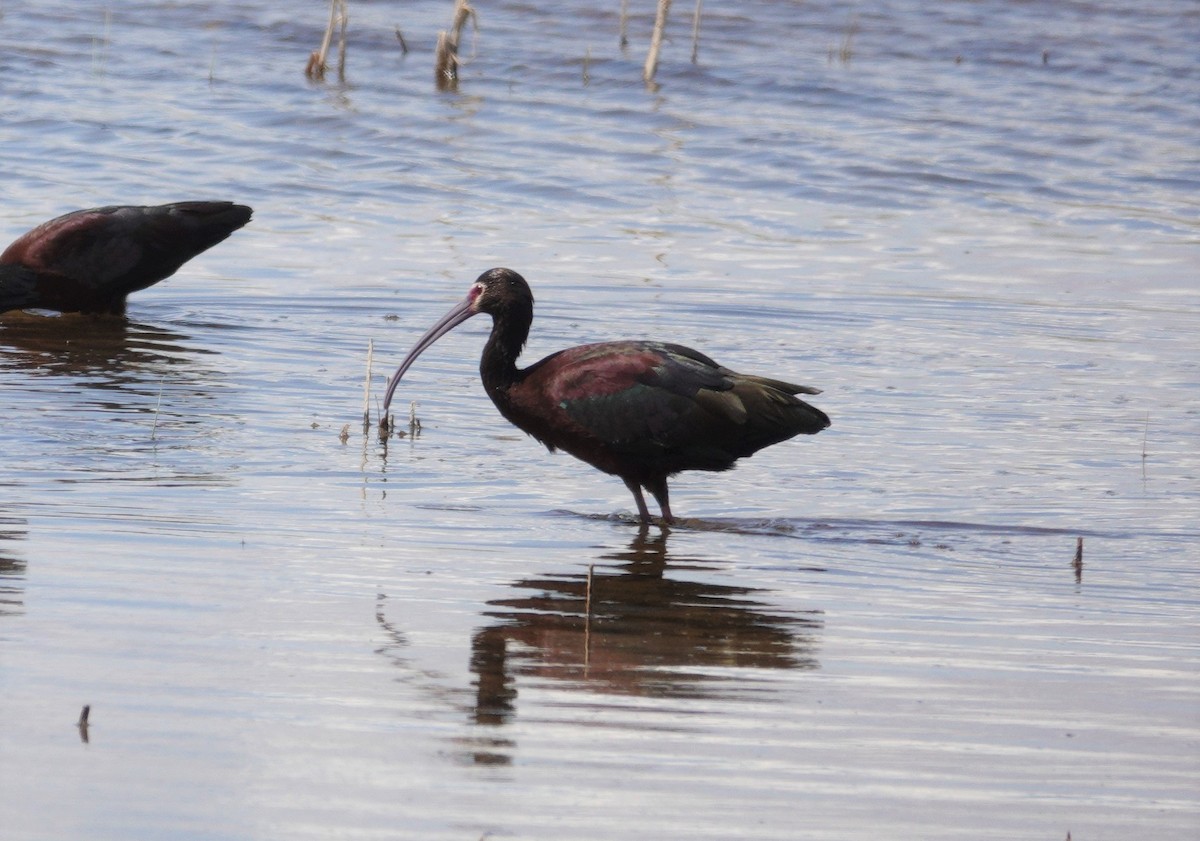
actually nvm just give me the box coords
[372,530,822,767]
[463,527,823,763]
[3,316,234,488]
[0,314,231,438]
[1,314,213,387]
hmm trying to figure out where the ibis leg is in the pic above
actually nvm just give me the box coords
[622,478,653,524]
[644,476,674,525]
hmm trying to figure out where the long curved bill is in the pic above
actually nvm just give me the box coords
[380,294,479,418]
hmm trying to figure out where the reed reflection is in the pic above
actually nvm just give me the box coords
[468,526,823,730]
[0,517,27,618]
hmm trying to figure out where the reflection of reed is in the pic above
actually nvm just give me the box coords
[470,527,822,726]
[0,518,27,618]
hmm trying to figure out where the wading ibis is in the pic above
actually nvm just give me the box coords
[1,201,252,315]
[381,268,830,524]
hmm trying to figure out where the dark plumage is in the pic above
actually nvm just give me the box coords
[1,201,252,315]
[382,268,830,524]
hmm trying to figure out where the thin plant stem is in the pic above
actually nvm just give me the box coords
[644,0,672,83]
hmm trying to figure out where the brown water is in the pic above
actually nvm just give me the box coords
[2,1,1198,839]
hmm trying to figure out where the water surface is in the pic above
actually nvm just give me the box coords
[1,1,1197,839]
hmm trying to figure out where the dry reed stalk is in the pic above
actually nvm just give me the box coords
[435,0,476,91]
[434,32,452,86]
[306,0,348,81]
[1073,537,1083,583]
[363,339,374,428]
[643,0,672,83]
[337,1,349,79]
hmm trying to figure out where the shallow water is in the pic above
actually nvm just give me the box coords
[1,1,1198,839]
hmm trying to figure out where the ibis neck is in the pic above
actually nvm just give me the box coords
[479,305,532,399]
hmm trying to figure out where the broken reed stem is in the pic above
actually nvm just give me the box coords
[450,0,474,45]
[434,32,452,86]
[643,0,673,83]
[1073,537,1083,583]
[408,401,421,437]
[690,0,703,64]
[363,339,374,428]
[77,704,91,743]
[307,0,338,79]
[618,0,630,49]
[377,400,418,441]
[435,0,475,90]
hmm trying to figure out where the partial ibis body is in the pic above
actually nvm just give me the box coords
[1,201,252,315]
[382,268,830,524]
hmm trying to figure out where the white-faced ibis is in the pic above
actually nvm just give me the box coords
[381,268,830,524]
[1,201,252,315]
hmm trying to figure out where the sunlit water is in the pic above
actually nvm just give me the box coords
[1,1,1197,839]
